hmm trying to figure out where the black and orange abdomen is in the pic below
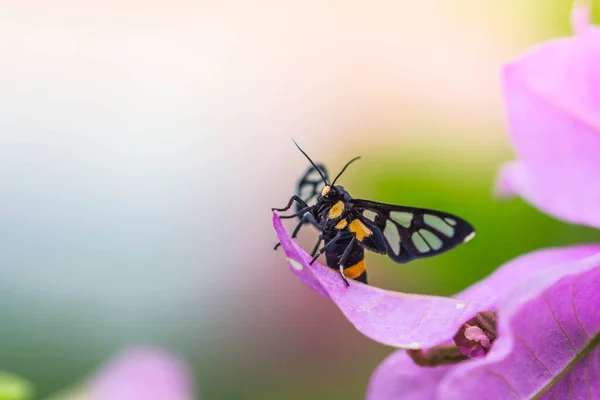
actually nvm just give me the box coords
[324,237,368,284]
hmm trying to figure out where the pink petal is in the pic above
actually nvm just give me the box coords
[89,346,194,400]
[497,2,600,228]
[368,245,600,399]
[367,350,450,400]
[456,244,600,302]
[465,346,486,359]
[440,250,600,399]
[275,213,600,350]
[273,213,483,349]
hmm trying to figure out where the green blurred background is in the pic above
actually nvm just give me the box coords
[1,1,599,399]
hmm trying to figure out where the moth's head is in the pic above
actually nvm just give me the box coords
[320,185,346,202]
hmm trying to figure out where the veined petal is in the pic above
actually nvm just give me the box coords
[368,245,600,399]
[440,249,600,399]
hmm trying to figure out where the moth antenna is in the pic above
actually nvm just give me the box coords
[331,156,361,186]
[292,139,329,185]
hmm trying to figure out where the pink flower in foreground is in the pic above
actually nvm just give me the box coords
[274,213,600,399]
[88,347,195,400]
[496,2,600,228]
[368,246,600,399]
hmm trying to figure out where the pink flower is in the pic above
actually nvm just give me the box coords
[367,245,600,399]
[496,1,600,228]
[274,212,600,399]
[87,347,195,400]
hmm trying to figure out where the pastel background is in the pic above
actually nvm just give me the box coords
[0,1,597,399]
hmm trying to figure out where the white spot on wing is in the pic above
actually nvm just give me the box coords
[406,342,421,350]
[362,210,378,222]
[411,232,430,253]
[463,232,476,243]
[444,217,457,226]
[298,185,313,201]
[424,214,455,237]
[306,169,322,181]
[287,258,304,271]
[419,229,443,251]
[390,211,413,228]
[455,303,465,309]
[384,221,401,255]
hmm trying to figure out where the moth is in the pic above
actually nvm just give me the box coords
[273,141,475,286]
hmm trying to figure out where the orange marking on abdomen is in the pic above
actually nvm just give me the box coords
[343,259,366,279]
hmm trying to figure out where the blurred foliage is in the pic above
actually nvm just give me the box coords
[0,372,32,400]
[349,147,600,296]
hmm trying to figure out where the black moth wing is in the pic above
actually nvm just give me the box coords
[295,164,329,218]
[350,199,475,263]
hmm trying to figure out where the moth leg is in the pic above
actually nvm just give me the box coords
[338,264,349,287]
[309,231,343,265]
[289,212,318,238]
[273,213,318,250]
[337,237,356,287]
[272,195,309,212]
[279,205,314,219]
[310,234,323,257]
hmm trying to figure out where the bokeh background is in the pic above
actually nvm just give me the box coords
[1,1,599,399]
